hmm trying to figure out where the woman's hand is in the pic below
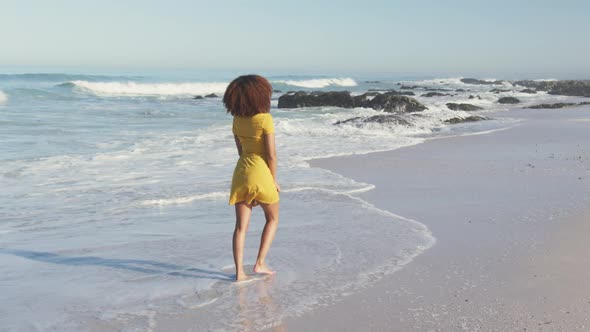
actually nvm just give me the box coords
[274,181,281,193]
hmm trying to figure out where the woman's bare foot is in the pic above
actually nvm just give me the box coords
[253,263,276,275]
[235,271,250,282]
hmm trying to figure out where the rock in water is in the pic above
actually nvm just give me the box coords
[334,114,412,127]
[277,91,354,108]
[547,81,590,97]
[444,116,489,124]
[421,92,450,97]
[512,80,590,97]
[354,92,427,113]
[446,103,484,111]
[520,88,537,94]
[461,78,506,85]
[498,97,521,104]
[278,91,427,113]
[194,95,204,99]
[367,89,414,95]
[490,88,511,93]
[525,102,589,109]
[205,93,218,98]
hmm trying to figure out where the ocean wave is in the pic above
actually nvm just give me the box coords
[64,80,229,97]
[272,78,357,88]
[140,192,228,206]
[0,90,7,104]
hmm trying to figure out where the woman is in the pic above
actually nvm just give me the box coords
[223,75,280,282]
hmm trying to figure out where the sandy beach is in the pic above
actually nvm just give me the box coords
[275,105,590,331]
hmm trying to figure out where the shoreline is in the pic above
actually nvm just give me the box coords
[273,105,590,331]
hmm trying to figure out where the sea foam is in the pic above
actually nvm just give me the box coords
[273,77,357,88]
[0,90,7,104]
[67,80,229,97]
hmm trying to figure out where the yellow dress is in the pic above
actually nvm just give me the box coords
[229,113,279,206]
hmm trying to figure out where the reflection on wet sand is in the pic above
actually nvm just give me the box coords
[236,275,286,332]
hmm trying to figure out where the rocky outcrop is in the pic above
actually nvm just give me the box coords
[194,95,204,99]
[526,103,576,109]
[367,89,415,95]
[526,102,590,109]
[421,92,450,97]
[490,88,511,93]
[425,88,453,92]
[520,88,537,94]
[512,80,590,97]
[278,91,354,108]
[469,95,482,100]
[400,85,418,90]
[333,114,412,127]
[278,91,427,113]
[353,92,428,113]
[461,78,506,85]
[444,116,489,124]
[498,97,521,104]
[446,103,484,111]
[205,93,218,98]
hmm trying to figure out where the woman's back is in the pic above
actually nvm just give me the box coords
[232,113,275,156]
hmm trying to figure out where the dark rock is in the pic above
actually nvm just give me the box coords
[512,80,590,97]
[425,88,453,92]
[273,89,282,93]
[205,93,218,98]
[396,83,402,85]
[511,80,555,91]
[334,114,412,127]
[364,80,381,83]
[400,85,419,90]
[548,81,590,97]
[444,116,489,124]
[468,95,482,100]
[278,90,427,113]
[580,101,590,106]
[498,97,521,104]
[366,89,414,96]
[421,92,450,97]
[278,91,354,108]
[353,92,427,113]
[456,89,466,92]
[461,78,505,85]
[490,88,511,93]
[526,102,581,109]
[520,88,537,94]
[446,103,484,111]
[193,95,204,99]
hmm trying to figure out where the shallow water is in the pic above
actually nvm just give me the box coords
[0,72,568,330]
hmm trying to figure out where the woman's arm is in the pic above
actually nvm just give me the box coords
[264,133,280,192]
[234,135,243,157]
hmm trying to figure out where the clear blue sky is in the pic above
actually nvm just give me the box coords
[1,0,589,77]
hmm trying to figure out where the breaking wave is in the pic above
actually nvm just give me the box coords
[0,90,7,104]
[273,77,357,88]
[63,80,229,97]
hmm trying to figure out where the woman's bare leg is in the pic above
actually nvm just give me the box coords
[233,202,252,281]
[254,202,279,275]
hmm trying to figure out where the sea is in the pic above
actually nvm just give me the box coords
[0,70,569,331]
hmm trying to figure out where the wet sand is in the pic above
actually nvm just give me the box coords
[276,106,590,331]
